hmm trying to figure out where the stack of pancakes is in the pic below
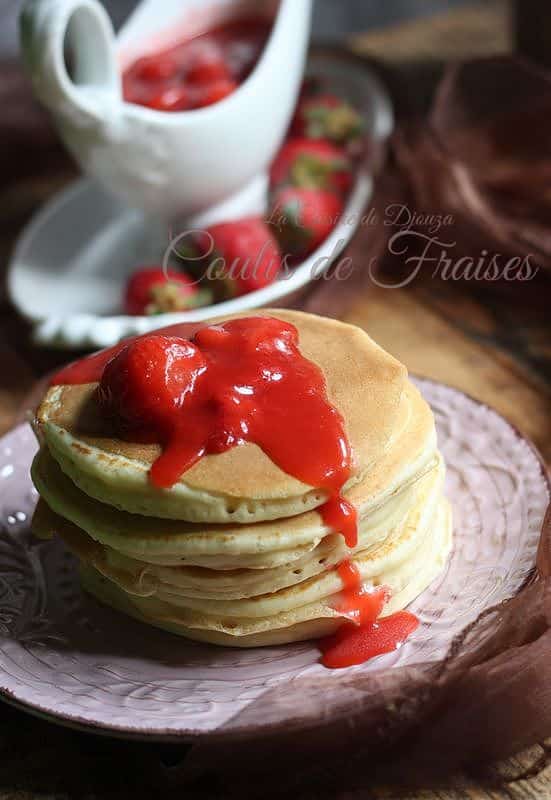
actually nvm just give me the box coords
[31,310,452,647]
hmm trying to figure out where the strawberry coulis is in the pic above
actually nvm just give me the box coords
[122,18,271,112]
[50,317,418,667]
[320,560,419,669]
[51,317,357,537]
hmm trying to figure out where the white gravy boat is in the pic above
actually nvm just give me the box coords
[20,0,312,220]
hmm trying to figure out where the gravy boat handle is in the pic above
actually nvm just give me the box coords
[20,0,121,133]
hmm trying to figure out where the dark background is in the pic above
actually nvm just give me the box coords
[2,0,474,56]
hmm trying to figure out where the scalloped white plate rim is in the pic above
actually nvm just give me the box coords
[8,172,372,350]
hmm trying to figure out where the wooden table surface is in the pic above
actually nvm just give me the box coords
[1,1,550,798]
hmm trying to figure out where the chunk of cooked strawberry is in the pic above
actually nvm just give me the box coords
[195,217,281,297]
[129,53,180,84]
[271,186,344,258]
[145,85,190,112]
[124,267,211,315]
[270,138,353,195]
[98,335,207,431]
[292,93,364,144]
[186,43,230,85]
[190,78,237,108]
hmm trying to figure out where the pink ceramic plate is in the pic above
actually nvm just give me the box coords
[0,378,548,740]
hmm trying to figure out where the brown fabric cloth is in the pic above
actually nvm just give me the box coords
[297,57,551,321]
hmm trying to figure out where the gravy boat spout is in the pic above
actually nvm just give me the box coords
[20,0,313,220]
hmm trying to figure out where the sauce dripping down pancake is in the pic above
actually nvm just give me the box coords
[52,317,358,546]
[319,559,419,668]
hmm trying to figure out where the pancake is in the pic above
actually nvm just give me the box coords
[30,308,453,652]
[136,463,444,615]
[32,457,443,601]
[79,499,452,647]
[31,381,436,567]
[36,310,407,523]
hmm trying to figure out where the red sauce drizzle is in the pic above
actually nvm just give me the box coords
[321,497,358,549]
[50,317,357,544]
[318,559,419,669]
[50,322,201,386]
[334,561,389,625]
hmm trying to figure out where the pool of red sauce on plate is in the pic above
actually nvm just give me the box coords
[51,317,418,667]
[122,17,271,112]
[319,560,419,669]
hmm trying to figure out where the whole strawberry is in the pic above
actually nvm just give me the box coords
[124,267,211,315]
[270,138,353,195]
[271,187,343,258]
[195,217,282,297]
[292,93,364,144]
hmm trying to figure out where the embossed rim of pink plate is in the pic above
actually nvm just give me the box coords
[0,378,549,742]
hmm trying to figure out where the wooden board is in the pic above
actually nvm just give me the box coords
[346,284,551,462]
